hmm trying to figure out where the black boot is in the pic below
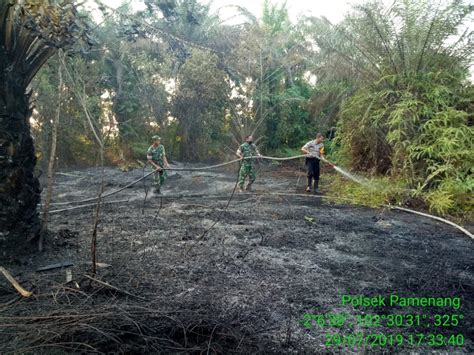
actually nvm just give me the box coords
[313,179,319,194]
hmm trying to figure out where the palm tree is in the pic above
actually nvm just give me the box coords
[0,0,90,245]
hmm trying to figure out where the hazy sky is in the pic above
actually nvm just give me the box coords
[87,0,391,24]
[208,0,376,24]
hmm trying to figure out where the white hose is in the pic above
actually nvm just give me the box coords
[47,154,473,239]
[388,206,473,240]
[50,155,306,206]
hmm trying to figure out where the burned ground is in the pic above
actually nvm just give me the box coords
[0,163,473,353]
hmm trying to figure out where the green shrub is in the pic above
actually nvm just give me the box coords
[327,174,411,209]
[128,141,151,160]
[333,70,473,218]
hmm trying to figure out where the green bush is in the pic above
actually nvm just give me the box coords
[320,0,473,219]
[128,141,151,161]
[327,174,411,208]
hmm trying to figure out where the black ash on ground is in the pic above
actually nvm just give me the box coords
[1,164,473,354]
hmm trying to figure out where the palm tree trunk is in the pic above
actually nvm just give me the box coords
[0,50,41,245]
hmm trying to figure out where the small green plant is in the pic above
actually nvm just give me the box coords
[327,175,409,209]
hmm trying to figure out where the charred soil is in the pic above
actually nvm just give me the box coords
[1,163,473,354]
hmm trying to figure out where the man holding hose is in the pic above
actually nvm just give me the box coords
[301,133,325,194]
[236,135,261,192]
[147,135,170,194]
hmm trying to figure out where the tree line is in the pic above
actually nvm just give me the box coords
[1,0,472,241]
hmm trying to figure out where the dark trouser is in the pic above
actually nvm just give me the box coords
[306,158,320,189]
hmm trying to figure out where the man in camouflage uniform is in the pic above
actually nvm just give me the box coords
[236,135,261,192]
[147,135,170,194]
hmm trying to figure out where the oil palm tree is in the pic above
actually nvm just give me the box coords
[0,0,90,245]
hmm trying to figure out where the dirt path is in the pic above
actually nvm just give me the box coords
[1,164,473,353]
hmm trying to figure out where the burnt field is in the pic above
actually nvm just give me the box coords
[1,164,473,354]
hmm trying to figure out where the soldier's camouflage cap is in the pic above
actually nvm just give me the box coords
[152,135,161,140]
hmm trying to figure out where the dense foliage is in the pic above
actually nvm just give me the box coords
[29,0,473,217]
[323,1,474,216]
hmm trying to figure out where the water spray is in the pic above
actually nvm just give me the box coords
[321,157,369,186]
[47,154,473,239]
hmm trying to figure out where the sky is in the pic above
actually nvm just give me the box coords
[87,0,392,24]
[208,0,379,24]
